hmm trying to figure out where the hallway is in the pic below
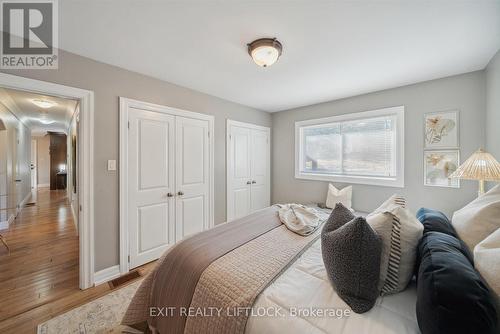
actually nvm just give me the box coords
[0,188,79,322]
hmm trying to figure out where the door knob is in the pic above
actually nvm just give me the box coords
[246,181,251,185]
[252,180,256,184]
[166,193,173,197]
[177,191,184,196]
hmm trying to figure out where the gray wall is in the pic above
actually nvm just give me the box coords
[486,50,500,183]
[1,50,271,271]
[272,71,485,217]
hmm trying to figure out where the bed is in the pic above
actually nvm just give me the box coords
[122,205,419,334]
[246,238,419,334]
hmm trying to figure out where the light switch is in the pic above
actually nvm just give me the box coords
[107,160,117,171]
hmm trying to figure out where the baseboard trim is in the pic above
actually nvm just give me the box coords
[0,214,15,231]
[20,191,32,207]
[15,191,33,216]
[37,183,50,188]
[94,265,121,285]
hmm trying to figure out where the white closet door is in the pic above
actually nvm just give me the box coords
[175,116,210,240]
[128,107,175,269]
[227,121,270,222]
[250,129,270,212]
[227,125,252,221]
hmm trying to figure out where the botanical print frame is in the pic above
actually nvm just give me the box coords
[424,110,459,149]
[424,150,460,188]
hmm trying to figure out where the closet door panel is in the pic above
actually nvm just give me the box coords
[250,129,270,212]
[227,125,252,221]
[175,116,209,240]
[128,108,175,269]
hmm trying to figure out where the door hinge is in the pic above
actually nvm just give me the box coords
[208,131,210,138]
[128,255,130,263]
[128,121,130,129]
[79,204,82,212]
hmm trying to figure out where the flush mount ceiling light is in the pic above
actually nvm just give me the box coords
[39,118,55,125]
[37,111,55,125]
[247,38,283,67]
[31,98,58,109]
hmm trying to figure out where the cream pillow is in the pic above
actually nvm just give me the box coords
[474,228,500,298]
[325,184,352,209]
[452,184,500,251]
[367,194,423,295]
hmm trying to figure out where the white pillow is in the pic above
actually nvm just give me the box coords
[474,228,500,298]
[325,184,352,209]
[367,194,423,295]
[452,184,500,251]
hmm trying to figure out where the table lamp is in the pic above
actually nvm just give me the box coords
[449,148,500,196]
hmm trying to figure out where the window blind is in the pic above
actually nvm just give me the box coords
[301,115,396,177]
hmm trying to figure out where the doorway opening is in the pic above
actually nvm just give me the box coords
[0,73,95,322]
[0,87,81,320]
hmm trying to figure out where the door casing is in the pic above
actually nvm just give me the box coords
[0,73,95,290]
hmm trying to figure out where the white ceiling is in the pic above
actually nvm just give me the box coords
[0,88,77,136]
[58,0,500,112]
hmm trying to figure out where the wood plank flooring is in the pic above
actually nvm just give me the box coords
[0,188,79,324]
[0,188,155,333]
[0,262,154,334]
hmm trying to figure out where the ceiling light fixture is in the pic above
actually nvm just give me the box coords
[247,38,283,67]
[39,119,55,125]
[31,99,58,109]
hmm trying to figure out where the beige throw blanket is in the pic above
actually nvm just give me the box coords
[122,206,322,334]
[277,203,322,236]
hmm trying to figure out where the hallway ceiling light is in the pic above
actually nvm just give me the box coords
[31,99,58,109]
[247,38,283,67]
[39,118,55,125]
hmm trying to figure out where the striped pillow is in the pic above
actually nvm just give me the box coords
[367,195,423,295]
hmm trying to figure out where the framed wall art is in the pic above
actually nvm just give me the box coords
[423,150,460,188]
[424,110,459,149]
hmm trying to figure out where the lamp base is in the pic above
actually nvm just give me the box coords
[478,179,485,197]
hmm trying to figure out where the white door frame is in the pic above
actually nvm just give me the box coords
[31,139,37,190]
[226,119,271,221]
[119,97,214,275]
[0,73,95,289]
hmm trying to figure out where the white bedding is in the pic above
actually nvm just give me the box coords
[246,239,420,334]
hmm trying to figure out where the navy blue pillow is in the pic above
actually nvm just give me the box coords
[416,208,473,264]
[416,207,457,237]
[416,231,498,334]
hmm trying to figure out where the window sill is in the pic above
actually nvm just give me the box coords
[295,172,404,188]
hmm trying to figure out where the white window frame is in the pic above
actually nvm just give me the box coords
[295,106,405,188]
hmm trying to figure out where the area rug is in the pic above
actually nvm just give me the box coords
[37,279,143,334]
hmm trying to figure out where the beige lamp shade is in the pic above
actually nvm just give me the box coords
[449,148,500,196]
[449,149,500,181]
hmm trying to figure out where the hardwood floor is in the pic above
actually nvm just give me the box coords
[0,188,155,333]
[0,188,79,323]
[0,262,154,334]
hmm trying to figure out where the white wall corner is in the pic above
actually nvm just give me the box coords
[93,265,120,286]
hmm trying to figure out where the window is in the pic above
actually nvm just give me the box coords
[295,106,404,187]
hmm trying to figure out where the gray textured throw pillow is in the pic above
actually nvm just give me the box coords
[321,215,382,313]
[322,203,355,233]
